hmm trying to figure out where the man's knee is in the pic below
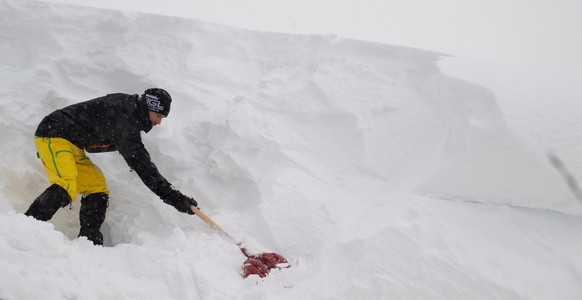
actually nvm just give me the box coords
[25,184,72,221]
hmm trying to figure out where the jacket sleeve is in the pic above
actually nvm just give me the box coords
[117,136,175,199]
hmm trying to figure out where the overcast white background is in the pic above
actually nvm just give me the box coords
[42,0,582,78]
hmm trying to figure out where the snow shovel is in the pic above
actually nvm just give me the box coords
[190,205,291,278]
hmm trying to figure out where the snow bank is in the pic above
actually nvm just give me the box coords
[1,0,582,299]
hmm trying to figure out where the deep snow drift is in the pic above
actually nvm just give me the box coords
[1,1,582,299]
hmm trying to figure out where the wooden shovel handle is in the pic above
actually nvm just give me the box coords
[190,205,231,237]
[191,205,250,256]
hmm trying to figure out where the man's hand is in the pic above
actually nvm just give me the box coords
[162,190,198,214]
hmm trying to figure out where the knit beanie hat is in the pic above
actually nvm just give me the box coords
[143,88,172,116]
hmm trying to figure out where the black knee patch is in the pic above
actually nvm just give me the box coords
[25,184,72,221]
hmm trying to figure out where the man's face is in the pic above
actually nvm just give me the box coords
[149,111,166,127]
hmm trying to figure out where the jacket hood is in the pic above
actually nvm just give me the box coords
[129,94,153,133]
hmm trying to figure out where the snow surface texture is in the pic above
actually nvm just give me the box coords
[1,1,582,299]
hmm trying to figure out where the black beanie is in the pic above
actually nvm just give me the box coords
[143,88,172,116]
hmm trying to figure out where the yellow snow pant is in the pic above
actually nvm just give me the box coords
[35,137,109,202]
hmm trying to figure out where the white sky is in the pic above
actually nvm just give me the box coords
[41,0,582,77]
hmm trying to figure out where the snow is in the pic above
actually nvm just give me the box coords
[1,0,582,299]
[41,0,582,80]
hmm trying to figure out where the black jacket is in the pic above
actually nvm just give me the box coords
[35,93,174,198]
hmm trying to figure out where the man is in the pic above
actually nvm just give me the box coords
[25,88,198,245]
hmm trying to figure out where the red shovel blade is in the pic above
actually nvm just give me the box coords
[240,247,291,278]
[256,252,291,269]
[242,258,270,278]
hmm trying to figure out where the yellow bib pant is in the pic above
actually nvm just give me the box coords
[35,137,109,202]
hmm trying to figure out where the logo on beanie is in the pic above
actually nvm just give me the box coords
[145,94,164,113]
